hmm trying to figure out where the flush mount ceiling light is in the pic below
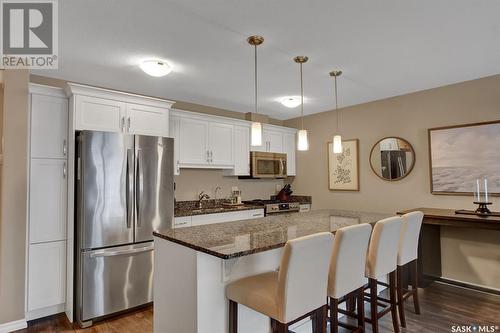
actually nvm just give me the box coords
[280,96,302,108]
[139,59,172,77]
[294,56,309,151]
[248,35,264,147]
[330,70,343,154]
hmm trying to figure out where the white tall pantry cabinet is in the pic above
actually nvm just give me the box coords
[26,84,69,320]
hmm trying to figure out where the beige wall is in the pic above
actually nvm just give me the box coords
[284,74,500,290]
[0,69,30,324]
[174,169,284,201]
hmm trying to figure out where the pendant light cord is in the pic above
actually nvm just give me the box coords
[300,63,304,130]
[335,75,340,132]
[254,45,258,115]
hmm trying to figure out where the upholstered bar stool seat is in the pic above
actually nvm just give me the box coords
[327,224,372,333]
[396,211,424,327]
[226,232,334,333]
[364,216,404,333]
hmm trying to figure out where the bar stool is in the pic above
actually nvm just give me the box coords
[364,216,404,333]
[328,224,372,333]
[396,211,424,327]
[226,232,334,333]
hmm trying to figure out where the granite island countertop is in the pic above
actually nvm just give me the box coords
[154,209,391,259]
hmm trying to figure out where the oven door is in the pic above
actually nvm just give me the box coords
[251,152,287,178]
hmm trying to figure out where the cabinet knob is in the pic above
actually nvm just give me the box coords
[63,162,67,178]
[127,117,131,132]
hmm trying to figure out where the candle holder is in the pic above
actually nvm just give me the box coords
[473,201,492,215]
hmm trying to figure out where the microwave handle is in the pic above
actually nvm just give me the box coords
[279,159,284,176]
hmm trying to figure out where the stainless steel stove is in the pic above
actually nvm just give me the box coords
[243,199,300,215]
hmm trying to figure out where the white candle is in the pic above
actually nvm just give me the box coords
[484,178,489,202]
[476,179,481,202]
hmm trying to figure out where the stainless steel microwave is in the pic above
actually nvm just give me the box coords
[250,152,287,178]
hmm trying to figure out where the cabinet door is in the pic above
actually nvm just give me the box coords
[208,122,233,167]
[169,116,180,175]
[28,241,66,311]
[232,125,250,175]
[127,103,169,136]
[29,159,67,243]
[265,129,284,153]
[75,95,126,132]
[283,132,296,176]
[31,94,68,159]
[179,118,209,166]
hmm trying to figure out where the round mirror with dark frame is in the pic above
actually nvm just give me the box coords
[370,137,415,181]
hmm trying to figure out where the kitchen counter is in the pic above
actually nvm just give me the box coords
[153,209,391,333]
[174,199,262,217]
[154,209,390,259]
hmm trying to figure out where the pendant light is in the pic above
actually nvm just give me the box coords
[330,70,343,154]
[248,35,264,146]
[294,56,309,151]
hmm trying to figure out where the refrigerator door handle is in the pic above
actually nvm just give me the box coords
[126,149,134,229]
[89,243,154,258]
[136,149,144,228]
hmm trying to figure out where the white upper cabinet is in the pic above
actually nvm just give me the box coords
[127,103,169,137]
[74,95,126,133]
[169,110,296,175]
[179,117,209,166]
[225,125,250,176]
[67,83,173,136]
[208,122,233,167]
[265,129,284,153]
[30,94,68,159]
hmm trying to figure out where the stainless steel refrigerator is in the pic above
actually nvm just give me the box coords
[75,131,174,327]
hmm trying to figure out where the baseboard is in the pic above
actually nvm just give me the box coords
[431,276,500,296]
[0,319,27,333]
[26,303,65,321]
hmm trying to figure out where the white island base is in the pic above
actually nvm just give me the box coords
[153,236,318,333]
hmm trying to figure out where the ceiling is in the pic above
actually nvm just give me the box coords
[34,0,500,120]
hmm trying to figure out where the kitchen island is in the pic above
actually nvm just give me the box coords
[153,210,390,333]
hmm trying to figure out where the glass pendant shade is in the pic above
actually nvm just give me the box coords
[251,121,263,146]
[333,135,343,153]
[297,129,309,151]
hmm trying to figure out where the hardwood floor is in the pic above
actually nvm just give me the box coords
[16,282,500,333]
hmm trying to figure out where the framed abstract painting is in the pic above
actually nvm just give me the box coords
[328,139,359,191]
[428,120,500,196]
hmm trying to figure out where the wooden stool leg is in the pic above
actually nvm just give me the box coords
[356,287,365,330]
[369,278,379,333]
[412,259,421,315]
[330,298,339,333]
[396,266,407,328]
[229,300,238,333]
[389,271,400,333]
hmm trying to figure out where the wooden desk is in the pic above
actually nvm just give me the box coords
[399,208,500,295]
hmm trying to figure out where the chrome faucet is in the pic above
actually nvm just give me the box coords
[198,191,210,209]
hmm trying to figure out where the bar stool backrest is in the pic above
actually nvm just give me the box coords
[328,223,372,299]
[276,232,334,323]
[397,211,424,266]
[365,216,404,279]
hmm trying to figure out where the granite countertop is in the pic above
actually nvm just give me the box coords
[154,209,391,259]
[175,199,263,217]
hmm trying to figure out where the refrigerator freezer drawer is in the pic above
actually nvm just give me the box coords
[81,242,154,321]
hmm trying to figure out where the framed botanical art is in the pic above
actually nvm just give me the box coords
[328,139,359,191]
[428,120,500,196]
